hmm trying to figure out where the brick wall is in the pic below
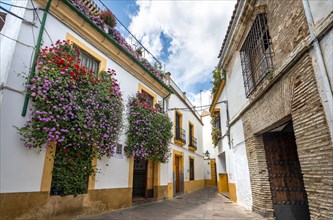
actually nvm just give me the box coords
[291,56,333,219]
[266,0,309,70]
[242,54,333,219]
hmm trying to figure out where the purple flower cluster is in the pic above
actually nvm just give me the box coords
[125,93,172,163]
[108,28,163,80]
[18,41,124,159]
[69,0,164,81]
[70,0,104,27]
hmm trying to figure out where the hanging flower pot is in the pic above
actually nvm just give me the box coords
[100,10,117,28]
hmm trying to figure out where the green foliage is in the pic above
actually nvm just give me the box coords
[125,92,173,163]
[212,68,226,95]
[100,10,117,28]
[211,113,222,147]
[17,41,123,196]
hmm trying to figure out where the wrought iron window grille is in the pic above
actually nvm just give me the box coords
[240,13,274,97]
[175,126,186,144]
[189,136,197,149]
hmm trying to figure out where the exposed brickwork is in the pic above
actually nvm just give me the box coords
[291,56,333,219]
[266,0,309,70]
[241,125,274,218]
[242,54,333,219]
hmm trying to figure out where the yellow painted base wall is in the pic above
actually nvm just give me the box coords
[218,173,229,193]
[205,179,216,186]
[0,188,132,220]
[167,182,173,198]
[184,180,205,194]
[153,185,168,200]
[228,183,237,203]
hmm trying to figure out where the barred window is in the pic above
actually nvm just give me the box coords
[79,50,99,75]
[74,45,100,75]
[240,13,273,97]
[142,90,154,108]
[189,158,194,180]
[116,144,123,155]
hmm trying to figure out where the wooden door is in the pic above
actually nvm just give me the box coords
[133,159,147,197]
[263,132,310,220]
[175,156,180,193]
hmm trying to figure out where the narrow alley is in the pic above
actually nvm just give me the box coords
[74,187,265,220]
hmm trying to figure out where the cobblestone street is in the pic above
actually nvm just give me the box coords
[74,187,265,220]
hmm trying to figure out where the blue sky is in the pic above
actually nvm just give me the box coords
[99,0,236,106]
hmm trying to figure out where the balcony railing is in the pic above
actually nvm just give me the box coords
[189,136,197,150]
[175,126,186,144]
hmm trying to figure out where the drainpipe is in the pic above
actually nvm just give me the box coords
[163,72,172,112]
[302,0,333,141]
[21,0,52,116]
[220,101,231,149]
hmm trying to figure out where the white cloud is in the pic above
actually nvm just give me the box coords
[128,0,236,94]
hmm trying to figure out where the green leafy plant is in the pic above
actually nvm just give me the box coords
[125,92,173,163]
[17,40,123,196]
[212,68,225,95]
[100,10,117,28]
[211,113,222,147]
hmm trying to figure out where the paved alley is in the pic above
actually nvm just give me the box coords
[74,187,265,220]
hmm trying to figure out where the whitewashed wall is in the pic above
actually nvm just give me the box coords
[0,2,167,192]
[167,88,205,183]
[1,3,47,193]
[214,53,253,209]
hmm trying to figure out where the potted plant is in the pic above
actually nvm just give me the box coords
[136,47,143,57]
[100,10,117,29]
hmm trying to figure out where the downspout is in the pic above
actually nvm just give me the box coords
[163,93,171,113]
[224,101,231,149]
[21,0,52,116]
[163,72,172,113]
[302,0,333,141]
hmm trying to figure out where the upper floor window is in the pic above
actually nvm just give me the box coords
[188,123,197,150]
[240,13,273,97]
[142,89,154,108]
[214,112,221,130]
[76,45,100,75]
[175,111,186,145]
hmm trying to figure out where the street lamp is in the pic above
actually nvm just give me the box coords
[204,150,210,159]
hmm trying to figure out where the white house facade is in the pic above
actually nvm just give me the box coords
[0,0,205,219]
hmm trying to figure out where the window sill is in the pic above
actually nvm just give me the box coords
[188,146,197,152]
[174,139,186,147]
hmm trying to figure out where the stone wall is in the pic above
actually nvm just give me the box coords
[242,54,333,219]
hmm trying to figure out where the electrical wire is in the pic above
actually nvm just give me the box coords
[0,1,36,10]
[0,6,27,20]
[30,0,54,45]
[98,0,162,67]
[168,100,227,111]
[0,33,35,49]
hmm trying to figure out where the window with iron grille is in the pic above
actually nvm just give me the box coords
[240,13,273,97]
[75,45,100,75]
[116,144,123,155]
[214,112,221,130]
[189,158,194,180]
[175,111,186,144]
[142,90,154,108]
